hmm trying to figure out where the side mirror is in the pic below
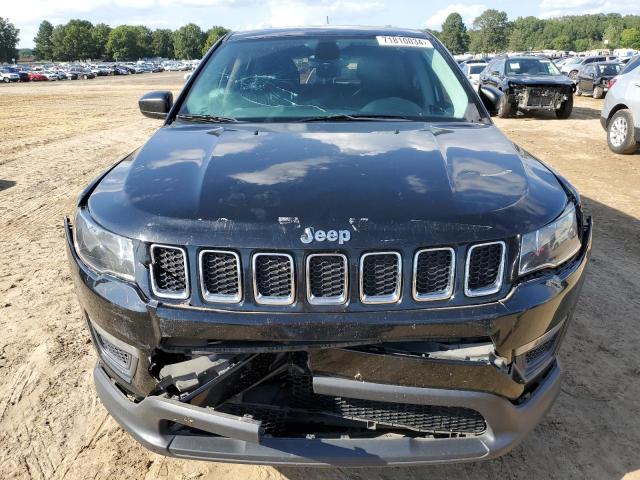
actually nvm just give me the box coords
[139,91,173,119]
[478,85,503,116]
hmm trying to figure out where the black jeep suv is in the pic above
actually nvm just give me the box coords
[66,27,592,466]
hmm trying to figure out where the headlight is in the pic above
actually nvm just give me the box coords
[519,203,581,276]
[73,208,135,281]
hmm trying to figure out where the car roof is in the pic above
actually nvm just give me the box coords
[503,56,551,61]
[228,26,431,41]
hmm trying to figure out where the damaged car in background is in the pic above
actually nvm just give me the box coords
[66,27,592,466]
[575,61,622,99]
[479,56,575,118]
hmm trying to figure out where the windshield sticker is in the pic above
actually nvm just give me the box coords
[510,62,520,69]
[376,36,433,48]
[540,59,551,63]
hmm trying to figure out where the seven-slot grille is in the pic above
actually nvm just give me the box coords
[360,252,402,304]
[149,243,508,304]
[306,254,348,304]
[465,241,505,297]
[413,248,455,301]
[253,253,295,305]
[199,250,241,303]
[150,245,189,299]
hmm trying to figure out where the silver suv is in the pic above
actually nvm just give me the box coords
[601,67,640,154]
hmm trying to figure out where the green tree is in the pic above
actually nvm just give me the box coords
[620,28,640,49]
[173,23,204,59]
[202,26,229,55]
[92,23,111,59]
[0,17,20,63]
[133,25,152,58]
[509,16,545,51]
[574,38,591,52]
[508,29,527,51]
[33,20,54,60]
[471,9,511,53]
[50,24,67,60]
[553,34,573,51]
[63,19,95,59]
[439,13,469,54]
[603,23,623,48]
[106,25,140,60]
[152,28,173,58]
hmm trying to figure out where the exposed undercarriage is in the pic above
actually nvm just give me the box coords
[509,84,571,111]
[119,336,554,443]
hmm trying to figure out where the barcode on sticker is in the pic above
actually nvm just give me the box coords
[376,36,433,48]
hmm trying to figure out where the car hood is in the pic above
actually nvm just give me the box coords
[507,75,574,87]
[88,122,568,248]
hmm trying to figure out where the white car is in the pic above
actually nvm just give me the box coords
[41,71,59,81]
[600,66,640,154]
[0,69,20,83]
[463,62,487,89]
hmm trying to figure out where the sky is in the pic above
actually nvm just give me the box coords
[7,0,640,48]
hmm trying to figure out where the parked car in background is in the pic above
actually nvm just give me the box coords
[114,66,130,75]
[554,57,574,68]
[619,55,640,76]
[576,62,622,98]
[27,71,48,81]
[480,55,575,118]
[60,69,78,80]
[462,62,487,88]
[600,67,640,154]
[0,67,21,83]
[560,55,609,80]
[1,66,28,82]
[41,71,59,81]
[69,68,95,79]
[91,65,112,76]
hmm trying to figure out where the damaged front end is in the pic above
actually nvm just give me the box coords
[91,327,564,462]
[145,340,517,442]
[509,83,573,111]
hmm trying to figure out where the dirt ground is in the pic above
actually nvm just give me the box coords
[0,72,639,480]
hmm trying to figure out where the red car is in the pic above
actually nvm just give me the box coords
[27,71,48,81]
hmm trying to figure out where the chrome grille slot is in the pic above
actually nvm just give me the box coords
[360,252,401,304]
[253,253,295,305]
[306,253,347,305]
[199,250,241,303]
[465,241,505,297]
[150,244,189,299]
[413,248,455,301]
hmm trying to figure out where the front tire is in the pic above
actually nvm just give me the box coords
[569,70,578,81]
[607,109,638,154]
[555,95,573,119]
[593,85,604,99]
[497,94,513,118]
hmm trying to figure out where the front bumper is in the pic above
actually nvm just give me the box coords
[94,360,561,466]
[67,218,592,465]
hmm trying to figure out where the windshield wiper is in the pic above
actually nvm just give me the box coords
[176,113,238,123]
[297,113,413,122]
